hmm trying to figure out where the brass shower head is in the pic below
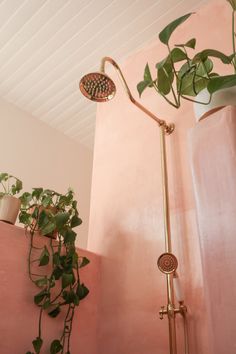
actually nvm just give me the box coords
[157,252,178,274]
[79,72,116,102]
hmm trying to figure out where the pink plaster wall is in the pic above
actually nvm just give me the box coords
[87,0,231,353]
[0,222,100,354]
[0,98,93,248]
[189,106,236,354]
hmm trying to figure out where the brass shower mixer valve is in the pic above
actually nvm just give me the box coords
[159,302,187,320]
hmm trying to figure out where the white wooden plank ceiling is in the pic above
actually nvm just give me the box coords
[0,0,209,149]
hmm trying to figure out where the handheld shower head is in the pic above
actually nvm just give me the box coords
[79,72,116,102]
[157,252,178,274]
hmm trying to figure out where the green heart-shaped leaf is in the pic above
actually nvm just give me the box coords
[159,13,193,45]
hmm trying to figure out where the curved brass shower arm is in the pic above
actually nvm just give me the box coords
[100,56,175,135]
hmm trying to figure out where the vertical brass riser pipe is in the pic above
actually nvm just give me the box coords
[160,126,177,354]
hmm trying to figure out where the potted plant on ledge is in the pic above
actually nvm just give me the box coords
[137,0,236,121]
[0,172,22,224]
[19,187,90,354]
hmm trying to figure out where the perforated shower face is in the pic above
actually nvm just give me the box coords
[157,253,178,274]
[79,72,116,102]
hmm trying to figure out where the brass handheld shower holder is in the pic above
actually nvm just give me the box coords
[79,56,189,354]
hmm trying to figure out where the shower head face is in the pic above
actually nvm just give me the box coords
[79,72,116,102]
[157,253,178,274]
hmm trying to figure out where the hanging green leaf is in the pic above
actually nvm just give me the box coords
[170,48,187,62]
[193,49,231,64]
[71,252,78,268]
[137,80,150,97]
[79,256,90,268]
[175,38,196,49]
[54,212,70,229]
[196,58,213,77]
[62,290,79,305]
[42,299,51,309]
[177,58,213,96]
[156,55,169,69]
[41,221,56,236]
[228,52,236,62]
[18,211,31,225]
[157,67,173,95]
[50,339,63,354]
[49,278,55,289]
[208,72,220,77]
[0,173,8,182]
[52,266,63,280]
[12,179,23,195]
[71,215,82,228]
[72,200,77,209]
[227,0,236,10]
[20,192,32,207]
[178,62,194,79]
[62,229,77,244]
[32,188,43,200]
[62,273,74,289]
[53,252,60,266]
[143,63,153,83]
[34,289,49,305]
[159,13,193,45]
[156,48,186,70]
[155,48,186,95]
[185,38,196,49]
[38,209,49,227]
[31,206,40,219]
[48,306,61,318]
[32,337,43,354]
[137,63,153,97]
[76,283,89,300]
[39,246,50,266]
[35,277,48,288]
[178,71,208,96]
[207,74,236,93]
[41,195,53,208]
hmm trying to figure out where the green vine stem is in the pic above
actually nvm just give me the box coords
[232,10,236,72]
[152,81,179,108]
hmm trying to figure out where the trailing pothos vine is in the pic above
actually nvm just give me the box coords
[137,1,236,109]
[19,188,89,354]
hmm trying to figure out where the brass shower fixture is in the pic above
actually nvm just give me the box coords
[79,57,174,135]
[157,252,178,274]
[79,72,116,102]
[79,56,189,354]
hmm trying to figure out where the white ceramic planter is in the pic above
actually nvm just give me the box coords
[0,195,21,224]
[193,87,236,122]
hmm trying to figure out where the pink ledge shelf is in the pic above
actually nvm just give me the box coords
[0,221,101,354]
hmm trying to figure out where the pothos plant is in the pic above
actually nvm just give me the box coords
[0,172,22,197]
[137,0,236,108]
[19,188,89,354]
